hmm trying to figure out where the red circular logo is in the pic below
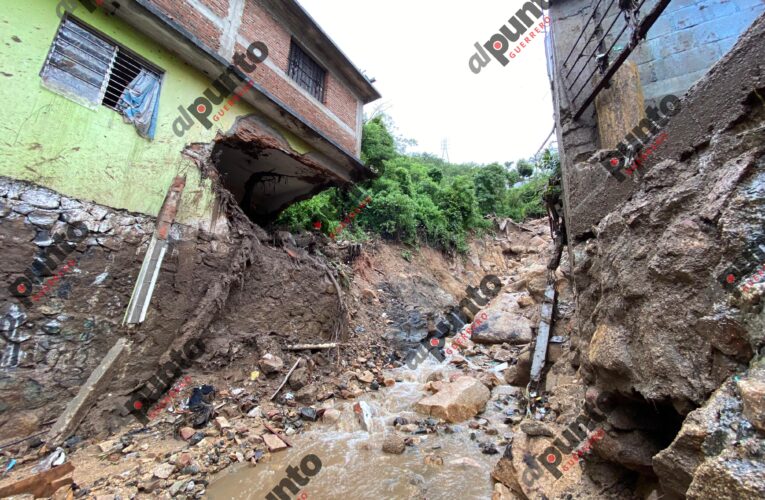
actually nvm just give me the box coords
[133,401,143,410]
[726,274,736,284]
[196,104,207,114]
[546,454,557,464]
[430,338,440,347]
[610,158,619,166]
[493,41,503,50]
[16,284,26,294]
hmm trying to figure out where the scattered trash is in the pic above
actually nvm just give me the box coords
[188,385,216,428]
[250,370,260,381]
[32,447,65,473]
[490,362,509,372]
[354,401,373,432]
[92,272,109,285]
[2,458,16,478]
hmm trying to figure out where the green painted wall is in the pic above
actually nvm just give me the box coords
[0,0,287,227]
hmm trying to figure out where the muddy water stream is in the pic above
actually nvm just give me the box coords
[208,359,515,499]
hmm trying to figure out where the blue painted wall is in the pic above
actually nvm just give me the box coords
[632,0,765,100]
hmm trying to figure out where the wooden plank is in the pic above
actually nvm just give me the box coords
[530,284,556,383]
[269,358,301,401]
[263,422,293,448]
[285,343,338,350]
[0,462,74,498]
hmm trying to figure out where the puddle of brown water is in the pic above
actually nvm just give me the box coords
[208,361,509,500]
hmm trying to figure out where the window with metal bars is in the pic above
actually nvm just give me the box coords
[287,40,326,102]
[40,16,162,122]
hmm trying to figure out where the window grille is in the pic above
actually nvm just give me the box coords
[40,16,162,113]
[287,41,326,102]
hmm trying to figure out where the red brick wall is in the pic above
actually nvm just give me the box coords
[234,42,357,153]
[197,0,229,19]
[146,0,362,155]
[326,75,358,131]
[151,0,221,51]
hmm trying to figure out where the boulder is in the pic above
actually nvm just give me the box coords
[471,295,534,345]
[259,354,284,375]
[354,401,373,431]
[414,376,490,423]
[653,372,764,497]
[153,463,175,479]
[321,408,341,424]
[382,433,406,454]
[520,421,554,437]
[491,453,526,498]
[686,451,765,499]
[738,376,765,432]
[288,367,310,390]
[295,384,318,403]
[504,347,532,386]
[492,482,520,500]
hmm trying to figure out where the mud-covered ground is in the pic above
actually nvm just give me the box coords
[0,214,560,498]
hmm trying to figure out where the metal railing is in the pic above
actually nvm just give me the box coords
[558,0,672,120]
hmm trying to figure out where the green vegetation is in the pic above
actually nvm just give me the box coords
[277,114,559,253]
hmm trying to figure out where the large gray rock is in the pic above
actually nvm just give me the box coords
[471,293,534,345]
[686,451,765,499]
[21,187,60,209]
[27,210,59,228]
[653,365,765,497]
[414,376,490,423]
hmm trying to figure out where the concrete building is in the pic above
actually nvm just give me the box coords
[546,0,764,241]
[0,0,380,228]
[0,0,378,442]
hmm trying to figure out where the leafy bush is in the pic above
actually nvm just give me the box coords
[277,114,559,252]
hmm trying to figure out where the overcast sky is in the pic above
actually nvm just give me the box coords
[298,0,555,165]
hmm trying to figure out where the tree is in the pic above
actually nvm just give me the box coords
[474,163,507,216]
[360,116,396,174]
[517,159,534,178]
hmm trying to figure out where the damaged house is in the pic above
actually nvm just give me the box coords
[0,0,379,444]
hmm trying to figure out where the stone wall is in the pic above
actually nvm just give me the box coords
[0,176,214,442]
